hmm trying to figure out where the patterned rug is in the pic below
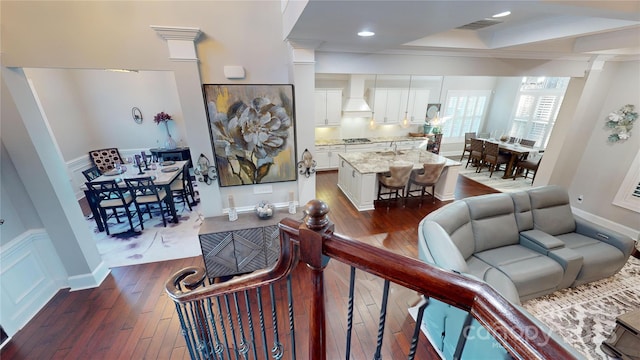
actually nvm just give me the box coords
[408,257,640,359]
[457,163,534,193]
[523,256,640,360]
[87,201,204,268]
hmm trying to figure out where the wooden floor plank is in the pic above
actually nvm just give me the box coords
[1,172,491,359]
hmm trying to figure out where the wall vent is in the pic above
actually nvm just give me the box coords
[456,18,503,30]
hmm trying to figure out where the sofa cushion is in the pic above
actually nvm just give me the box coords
[465,194,520,252]
[528,185,575,235]
[467,257,521,305]
[555,232,627,285]
[510,191,533,232]
[474,245,564,298]
[426,201,475,259]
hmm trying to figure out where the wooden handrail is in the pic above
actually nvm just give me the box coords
[166,200,579,360]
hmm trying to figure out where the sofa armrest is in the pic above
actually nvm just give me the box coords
[520,229,565,254]
[418,220,469,273]
[548,248,582,289]
[573,216,635,257]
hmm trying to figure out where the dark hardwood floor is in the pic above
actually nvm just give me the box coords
[1,171,495,359]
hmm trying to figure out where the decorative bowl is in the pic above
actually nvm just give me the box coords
[255,201,275,219]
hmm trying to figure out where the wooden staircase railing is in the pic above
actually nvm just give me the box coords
[166,200,579,359]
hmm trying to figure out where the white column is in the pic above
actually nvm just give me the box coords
[151,26,222,217]
[290,43,317,205]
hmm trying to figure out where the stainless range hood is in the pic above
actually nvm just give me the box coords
[342,74,372,118]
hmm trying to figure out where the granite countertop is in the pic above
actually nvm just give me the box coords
[316,135,430,146]
[338,149,461,174]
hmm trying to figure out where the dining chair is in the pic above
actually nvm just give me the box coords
[125,177,171,228]
[459,132,476,161]
[513,155,543,183]
[466,138,485,169]
[82,166,102,181]
[89,148,124,173]
[85,180,140,235]
[406,161,446,205]
[170,161,194,211]
[478,141,510,177]
[377,162,414,208]
[427,133,443,154]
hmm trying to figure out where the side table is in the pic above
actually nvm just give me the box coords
[198,208,302,281]
[601,309,640,360]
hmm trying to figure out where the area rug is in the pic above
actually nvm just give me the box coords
[522,256,640,359]
[457,164,534,193]
[408,257,640,359]
[87,202,204,268]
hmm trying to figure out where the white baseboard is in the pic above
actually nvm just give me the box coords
[68,260,110,292]
[572,207,640,241]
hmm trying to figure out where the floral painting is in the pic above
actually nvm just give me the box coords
[203,84,297,187]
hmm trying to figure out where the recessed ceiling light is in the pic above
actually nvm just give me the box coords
[358,31,375,37]
[492,11,511,18]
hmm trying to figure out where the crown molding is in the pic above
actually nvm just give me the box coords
[150,26,202,42]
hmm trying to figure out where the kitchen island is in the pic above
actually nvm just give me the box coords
[337,149,461,211]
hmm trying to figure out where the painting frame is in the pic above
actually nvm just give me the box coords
[203,84,297,187]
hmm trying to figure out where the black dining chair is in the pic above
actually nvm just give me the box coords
[82,166,102,182]
[170,161,194,211]
[85,180,141,235]
[125,177,171,228]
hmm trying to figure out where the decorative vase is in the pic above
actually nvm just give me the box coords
[163,121,177,149]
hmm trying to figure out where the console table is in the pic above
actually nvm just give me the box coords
[149,147,192,167]
[199,208,302,280]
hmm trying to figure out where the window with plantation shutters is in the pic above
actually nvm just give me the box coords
[441,90,491,138]
[509,77,568,148]
[613,151,640,213]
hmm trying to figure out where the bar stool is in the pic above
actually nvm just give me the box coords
[377,162,414,208]
[406,161,446,205]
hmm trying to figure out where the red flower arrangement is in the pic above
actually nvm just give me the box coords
[153,111,172,124]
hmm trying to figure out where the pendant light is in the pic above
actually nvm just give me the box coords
[401,75,412,128]
[369,74,378,129]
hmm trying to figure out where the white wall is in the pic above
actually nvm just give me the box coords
[25,69,185,160]
[569,61,640,231]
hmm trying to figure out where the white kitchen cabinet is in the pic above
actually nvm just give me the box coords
[315,145,346,171]
[315,89,342,127]
[337,157,377,211]
[371,88,410,124]
[408,89,430,124]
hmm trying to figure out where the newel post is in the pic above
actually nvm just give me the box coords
[298,200,334,360]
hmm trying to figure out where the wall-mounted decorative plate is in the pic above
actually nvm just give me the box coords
[132,107,143,124]
[426,103,441,120]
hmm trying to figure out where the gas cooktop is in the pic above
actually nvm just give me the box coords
[343,138,371,144]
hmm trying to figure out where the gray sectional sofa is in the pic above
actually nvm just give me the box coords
[416,185,635,359]
[418,185,635,304]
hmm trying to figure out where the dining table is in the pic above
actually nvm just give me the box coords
[478,138,544,179]
[82,160,190,232]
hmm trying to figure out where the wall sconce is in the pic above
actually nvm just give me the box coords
[194,153,218,185]
[297,148,316,178]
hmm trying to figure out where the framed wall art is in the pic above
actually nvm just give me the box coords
[203,84,297,187]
